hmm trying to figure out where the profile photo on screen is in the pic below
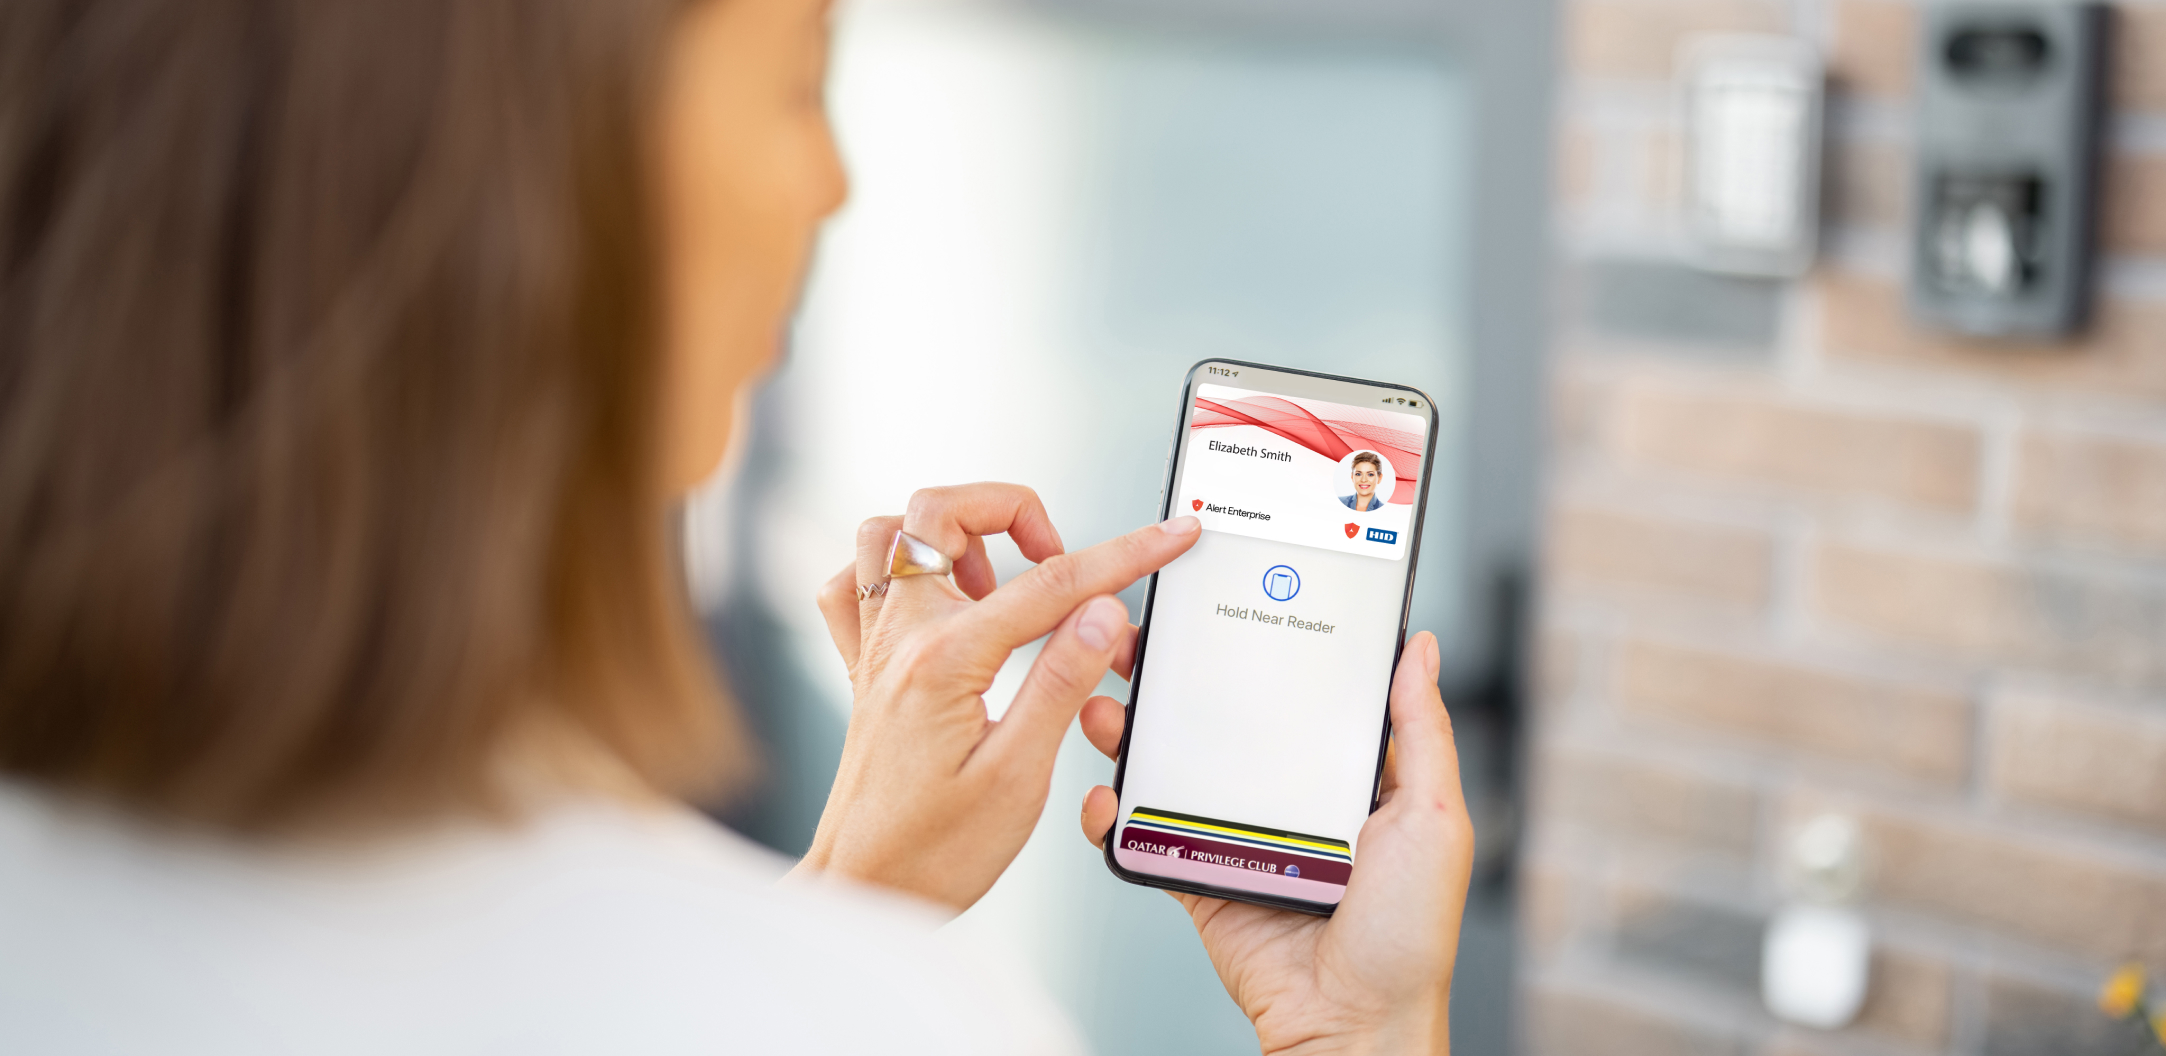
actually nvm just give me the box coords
[1338,450,1393,513]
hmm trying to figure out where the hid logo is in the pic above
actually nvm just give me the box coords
[1364,527,1397,544]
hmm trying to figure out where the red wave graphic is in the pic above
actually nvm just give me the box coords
[1192,395,1424,505]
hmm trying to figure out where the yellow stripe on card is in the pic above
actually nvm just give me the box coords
[1128,809,1348,856]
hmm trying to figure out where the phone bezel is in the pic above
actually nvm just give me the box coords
[1101,358,1442,916]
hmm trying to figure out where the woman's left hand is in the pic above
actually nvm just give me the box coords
[796,482,1202,912]
[1077,632,1474,1054]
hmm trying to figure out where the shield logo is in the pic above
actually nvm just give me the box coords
[1192,499,1203,512]
[1344,523,1359,538]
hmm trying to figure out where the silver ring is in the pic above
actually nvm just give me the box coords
[855,581,889,602]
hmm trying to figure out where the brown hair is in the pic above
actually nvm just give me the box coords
[0,0,740,831]
[1352,451,1382,473]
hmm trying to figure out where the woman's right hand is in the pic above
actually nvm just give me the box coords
[797,483,1201,913]
[1079,631,1474,1056]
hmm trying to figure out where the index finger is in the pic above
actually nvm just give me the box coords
[939,516,1200,668]
[901,483,1066,566]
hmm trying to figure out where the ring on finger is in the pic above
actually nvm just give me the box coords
[887,530,954,578]
[856,530,953,602]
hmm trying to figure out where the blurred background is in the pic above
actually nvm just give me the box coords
[687,0,2166,1053]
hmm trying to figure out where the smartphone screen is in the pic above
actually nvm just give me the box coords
[1105,360,1436,913]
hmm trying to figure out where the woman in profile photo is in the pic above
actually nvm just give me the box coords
[0,2,1475,1053]
[1342,450,1389,513]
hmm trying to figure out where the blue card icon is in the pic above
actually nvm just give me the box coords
[1262,565,1300,603]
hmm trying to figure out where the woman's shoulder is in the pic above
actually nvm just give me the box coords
[447,803,1088,1053]
[0,782,1085,1056]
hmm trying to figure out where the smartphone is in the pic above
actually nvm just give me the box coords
[1104,359,1438,915]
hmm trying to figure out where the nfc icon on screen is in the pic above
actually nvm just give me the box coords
[1261,565,1300,603]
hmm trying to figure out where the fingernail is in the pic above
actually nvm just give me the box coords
[1160,515,1200,536]
[1076,596,1124,651]
[1423,633,1441,680]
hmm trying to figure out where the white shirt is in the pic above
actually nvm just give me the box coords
[0,782,1085,1056]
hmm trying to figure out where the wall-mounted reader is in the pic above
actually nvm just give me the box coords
[1910,2,2107,338]
[1679,35,1825,278]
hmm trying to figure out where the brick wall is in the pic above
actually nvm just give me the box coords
[1526,2,2166,1054]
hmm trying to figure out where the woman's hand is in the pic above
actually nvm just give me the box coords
[1079,631,1474,1056]
[798,482,1202,912]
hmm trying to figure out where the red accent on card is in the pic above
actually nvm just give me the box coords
[1344,523,1359,538]
[1192,499,1203,512]
[1191,393,1423,505]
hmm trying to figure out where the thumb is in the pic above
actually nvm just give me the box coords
[977,595,1128,776]
[1384,632,1467,816]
